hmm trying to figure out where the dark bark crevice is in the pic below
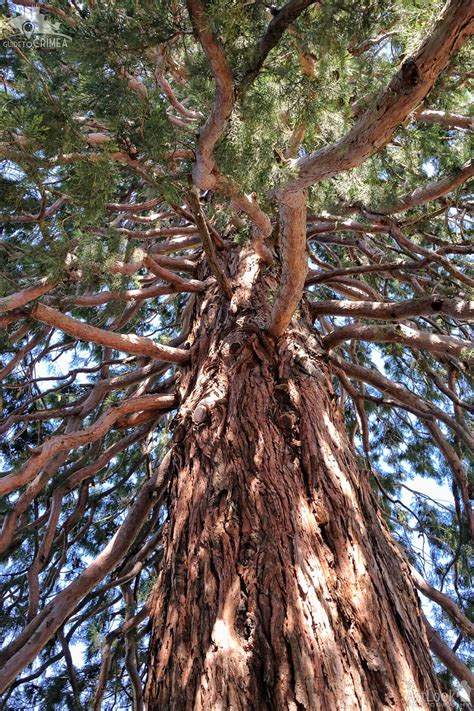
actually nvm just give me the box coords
[145,245,446,710]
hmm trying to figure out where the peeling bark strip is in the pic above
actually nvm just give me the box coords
[145,251,444,710]
[30,303,189,363]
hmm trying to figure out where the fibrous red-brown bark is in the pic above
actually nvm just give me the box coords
[145,247,445,710]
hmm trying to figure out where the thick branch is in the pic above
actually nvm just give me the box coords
[0,279,55,314]
[30,303,189,363]
[310,297,474,321]
[155,45,202,120]
[267,191,307,336]
[106,198,161,213]
[414,106,474,131]
[378,158,474,214]
[423,615,474,691]
[186,0,234,191]
[151,235,201,255]
[307,216,387,236]
[283,0,473,193]
[322,323,473,362]
[69,281,203,307]
[102,225,199,240]
[186,0,273,238]
[269,0,472,337]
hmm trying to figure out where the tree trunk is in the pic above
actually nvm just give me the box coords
[145,246,445,710]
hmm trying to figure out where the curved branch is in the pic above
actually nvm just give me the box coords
[186,0,272,238]
[306,259,431,284]
[26,487,63,621]
[322,323,473,362]
[217,175,273,238]
[0,327,50,381]
[329,354,474,451]
[411,567,474,638]
[0,427,150,558]
[12,0,77,27]
[269,0,472,337]
[379,158,474,214]
[0,453,172,694]
[2,196,69,224]
[284,0,473,193]
[30,303,189,363]
[350,30,398,57]
[142,257,199,287]
[388,222,474,289]
[186,0,234,192]
[0,394,175,497]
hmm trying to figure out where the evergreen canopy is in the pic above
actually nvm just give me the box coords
[0,0,472,707]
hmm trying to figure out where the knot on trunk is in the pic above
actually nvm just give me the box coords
[192,403,207,424]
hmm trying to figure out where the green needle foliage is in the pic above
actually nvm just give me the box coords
[0,0,472,707]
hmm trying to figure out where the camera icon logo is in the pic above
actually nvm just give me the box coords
[21,20,35,38]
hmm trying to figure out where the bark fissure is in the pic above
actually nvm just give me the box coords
[145,247,445,710]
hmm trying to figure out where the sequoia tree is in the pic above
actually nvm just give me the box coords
[0,0,473,708]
